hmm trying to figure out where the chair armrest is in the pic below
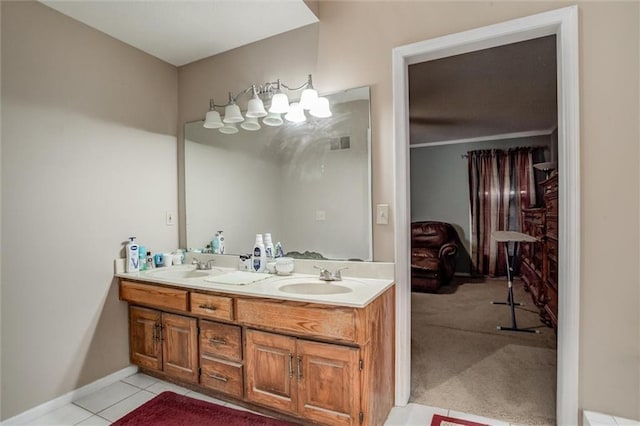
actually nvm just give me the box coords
[439,242,458,258]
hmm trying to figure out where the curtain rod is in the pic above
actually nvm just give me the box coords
[460,145,548,159]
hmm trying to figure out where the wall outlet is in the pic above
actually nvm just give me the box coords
[166,211,176,226]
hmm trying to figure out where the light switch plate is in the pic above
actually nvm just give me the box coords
[376,204,390,225]
[166,211,175,226]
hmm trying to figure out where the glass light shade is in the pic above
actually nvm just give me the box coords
[240,117,261,131]
[263,112,283,127]
[299,88,318,110]
[203,110,223,129]
[219,123,239,134]
[309,97,332,118]
[269,92,290,114]
[246,97,267,118]
[284,102,306,123]
[223,103,244,123]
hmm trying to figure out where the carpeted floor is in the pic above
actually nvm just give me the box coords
[411,277,557,425]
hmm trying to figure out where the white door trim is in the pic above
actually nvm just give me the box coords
[392,6,580,424]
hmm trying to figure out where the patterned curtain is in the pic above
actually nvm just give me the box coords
[468,147,537,276]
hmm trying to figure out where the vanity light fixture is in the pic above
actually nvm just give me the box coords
[203,74,332,133]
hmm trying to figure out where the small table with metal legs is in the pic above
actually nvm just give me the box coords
[491,231,540,334]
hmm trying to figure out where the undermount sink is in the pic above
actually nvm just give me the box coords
[278,283,353,295]
[148,266,222,280]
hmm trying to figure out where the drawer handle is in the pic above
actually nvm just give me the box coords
[288,353,294,378]
[296,355,302,380]
[209,337,227,345]
[207,373,228,383]
[198,304,217,311]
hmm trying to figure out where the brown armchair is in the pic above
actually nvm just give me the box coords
[411,221,459,292]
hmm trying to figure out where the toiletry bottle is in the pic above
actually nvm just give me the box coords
[252,234,266,272]
[218,231,225,254]
[264,233,274,259]
[212,232,220,254]
[138,245,146,271]
[146,251,154,269]
[275,242,284,258]
[125,237,140,272]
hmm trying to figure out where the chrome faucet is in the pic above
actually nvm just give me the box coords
[314,266,348,282]
[192,258,215,270]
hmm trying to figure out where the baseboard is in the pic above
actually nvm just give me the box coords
[1,365,139,425]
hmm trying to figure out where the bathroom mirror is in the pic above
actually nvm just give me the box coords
[184,86,371,261]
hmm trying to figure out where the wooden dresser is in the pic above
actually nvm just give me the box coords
[520,173,558,331]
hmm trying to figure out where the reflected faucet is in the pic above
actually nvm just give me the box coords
[314,266,348,282]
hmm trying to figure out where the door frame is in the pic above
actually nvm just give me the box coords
[392,6,580,424]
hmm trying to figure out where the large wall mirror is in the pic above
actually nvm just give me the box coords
[184,86,372,261]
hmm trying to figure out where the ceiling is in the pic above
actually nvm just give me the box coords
[409,35,558,145]
[39,0,318,66]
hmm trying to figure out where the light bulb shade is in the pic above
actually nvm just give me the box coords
[263,112,283,127]
[246,97,267,118]
[299,88,318,110]
[284,102,306,123]
[309,97,332,118]
[223,103,244,123]
[240,117,261,131]
[219,123,239,134]
[203,110,223,129]
[269,92,290,114]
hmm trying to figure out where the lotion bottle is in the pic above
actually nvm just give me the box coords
[125,237,140,272]
[264,233,274,259]
[252,234,266,272]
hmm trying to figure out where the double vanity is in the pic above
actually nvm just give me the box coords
[116,257,394,425]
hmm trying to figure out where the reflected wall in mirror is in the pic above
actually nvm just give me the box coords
[184,86,371,261]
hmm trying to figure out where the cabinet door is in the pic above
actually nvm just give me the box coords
[245,330,297,414]
[129,306,162,371]
[162,313,199,383]
[297,340,361,425]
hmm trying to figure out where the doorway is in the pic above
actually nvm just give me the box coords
[392,6,580,425]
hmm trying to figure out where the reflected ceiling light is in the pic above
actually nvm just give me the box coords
[202,74,331,134]
[284,102,306,123]
[240,117,261,131]
[263,112,283,127]
[309,97,332,118]
[219,123,239,134]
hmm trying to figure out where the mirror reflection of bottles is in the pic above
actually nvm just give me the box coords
[252,234,266,272]
[264,233,274,259]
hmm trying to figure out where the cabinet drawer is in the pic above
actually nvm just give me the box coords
[200,320,242,362]
[200,357,243,399]
[237,299,358,343]
[191,293,233,321]
[545,195,558,216]
[120,281,188,311]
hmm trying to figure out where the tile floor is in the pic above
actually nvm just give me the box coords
[19,372,515,425]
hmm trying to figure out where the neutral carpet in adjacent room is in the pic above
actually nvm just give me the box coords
[411,278,556,425]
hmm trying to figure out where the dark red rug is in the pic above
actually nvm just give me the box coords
[430,414,489,426]
[112,391,300,426]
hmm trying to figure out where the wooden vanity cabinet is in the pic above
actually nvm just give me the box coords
[120,279,394,426]
[129,306,199,384]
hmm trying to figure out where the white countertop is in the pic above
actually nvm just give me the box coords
[115,265,394,308]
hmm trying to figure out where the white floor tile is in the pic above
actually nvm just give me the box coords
[98,390,155,422]
[26,403,93,426]
[384,403,448,425]
[184,391,226,406]
[73,381,140,414]
[121,373,158,390]
[145,380,190,395]
[74,415,111,426]
[448,409,511,426]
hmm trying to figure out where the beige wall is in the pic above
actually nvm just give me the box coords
[178,1,640,420]
[1,2,178,420]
